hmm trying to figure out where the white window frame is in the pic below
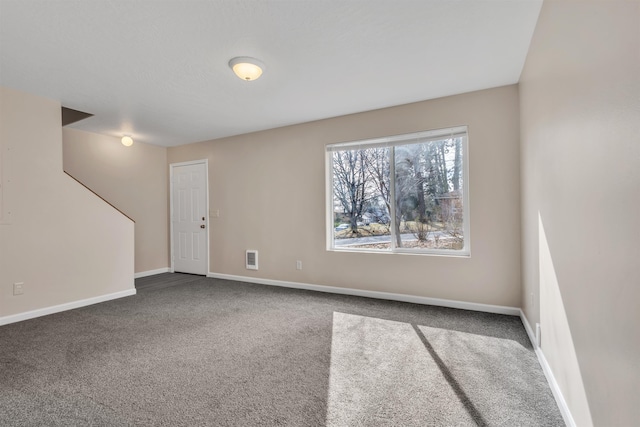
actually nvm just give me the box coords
[326,126,471,257]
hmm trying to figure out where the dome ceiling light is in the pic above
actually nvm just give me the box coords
[121,135,133,147]
[228,57,265,81]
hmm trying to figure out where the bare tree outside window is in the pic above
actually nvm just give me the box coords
[332,149,371,234]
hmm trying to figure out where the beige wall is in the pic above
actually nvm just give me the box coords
[168,85,522,307]
[519,1,640,425]
[0,86,135,319]
[63,128,169,274]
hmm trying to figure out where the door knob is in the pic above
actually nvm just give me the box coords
[200,225,206,229]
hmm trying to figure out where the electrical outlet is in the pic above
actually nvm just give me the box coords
[296,260,302,270]
[13,282,24,296]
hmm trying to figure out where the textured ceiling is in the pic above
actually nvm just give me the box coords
[0,0,542,147]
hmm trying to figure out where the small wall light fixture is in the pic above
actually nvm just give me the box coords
[229,56,265,81]
[121,135,133,147]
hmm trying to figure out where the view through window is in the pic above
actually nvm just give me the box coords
[327,126,469,255]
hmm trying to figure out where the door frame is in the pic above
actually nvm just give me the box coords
[169,159,210,275]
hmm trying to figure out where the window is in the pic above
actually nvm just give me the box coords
[326,126,469,256]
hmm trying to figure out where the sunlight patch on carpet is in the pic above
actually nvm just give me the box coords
[326,312,474,426]
[326,312,558,426]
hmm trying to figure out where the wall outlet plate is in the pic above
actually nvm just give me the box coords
[13,282,24,295]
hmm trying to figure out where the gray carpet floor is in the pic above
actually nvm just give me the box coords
[0,274,565,426]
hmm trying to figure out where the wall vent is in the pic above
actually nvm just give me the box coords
[246,250,258,270]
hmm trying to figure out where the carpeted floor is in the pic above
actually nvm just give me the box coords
[0,274,564,426]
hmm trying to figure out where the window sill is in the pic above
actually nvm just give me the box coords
[328,247,471,258]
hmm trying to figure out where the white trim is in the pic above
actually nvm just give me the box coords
[520,310,576,427]
[325,149,334,251]
[169,159,210,275]
[207,272,520,316]
[134,267,170,279]
[326,126,468,151]
[461,132,471,255]
[169,159,209,168]
[0,289,136,327]
[520,309,538,348]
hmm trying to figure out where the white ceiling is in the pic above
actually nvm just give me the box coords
[0,0,542,147]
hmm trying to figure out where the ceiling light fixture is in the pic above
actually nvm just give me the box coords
[228,56,265,81]
[121,135,133,147]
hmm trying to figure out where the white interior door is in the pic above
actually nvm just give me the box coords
[171,161,208,275]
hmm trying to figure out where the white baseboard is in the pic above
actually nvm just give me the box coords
[0,288,137,327]
[207,272,520,316]
[134,267,170,279]
[520,310,576,427]
[520,309,538,347]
